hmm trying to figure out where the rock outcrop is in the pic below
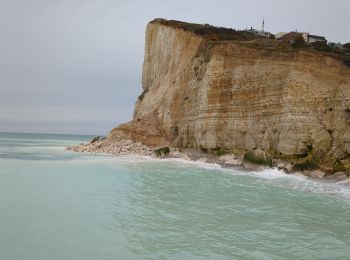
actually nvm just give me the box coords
[105,19,350,175]
[67,139,153,156]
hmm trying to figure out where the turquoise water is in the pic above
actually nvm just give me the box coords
[0,133,350,260]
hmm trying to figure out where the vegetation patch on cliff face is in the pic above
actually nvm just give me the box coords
[154,147,170,157]
[293,161,319,171]
[334,161,346,172]
[138,88,149,101]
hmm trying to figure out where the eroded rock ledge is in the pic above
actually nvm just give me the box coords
[69,19,350,181]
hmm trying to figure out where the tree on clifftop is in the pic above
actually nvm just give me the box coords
[292,36,306,49]
[344,43,350,50]
[309,41,330,52]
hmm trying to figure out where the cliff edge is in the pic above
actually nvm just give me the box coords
[107,19,350,175]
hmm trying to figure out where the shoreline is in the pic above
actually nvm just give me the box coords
[66,138,350,186]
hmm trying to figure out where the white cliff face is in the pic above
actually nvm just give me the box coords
[108,19,350,173]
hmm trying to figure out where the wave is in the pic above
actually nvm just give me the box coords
[7,146,349,202]
[93,155,350,202]
[144,157,223,170]
[231,167,350,201]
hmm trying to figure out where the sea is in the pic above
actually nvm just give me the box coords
[0,132,350,260]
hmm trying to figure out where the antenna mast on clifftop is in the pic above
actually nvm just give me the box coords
[262,18,265,32]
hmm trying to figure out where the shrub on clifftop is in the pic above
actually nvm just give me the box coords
[309,41,331,52]
[344,43,350,51]
[292,36,307,49]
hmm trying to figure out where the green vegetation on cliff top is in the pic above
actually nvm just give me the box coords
[151,18,262,41]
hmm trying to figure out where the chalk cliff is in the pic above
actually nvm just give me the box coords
[108,19,350,174]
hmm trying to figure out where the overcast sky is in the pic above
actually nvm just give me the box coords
[0,0,349,135]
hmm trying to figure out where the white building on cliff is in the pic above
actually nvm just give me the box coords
[246,19,273,38]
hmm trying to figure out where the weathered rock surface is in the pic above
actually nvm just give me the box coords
[326,171,348,181]
[243,149,272,166]
[219,154,241,166]
[75,19,350,177]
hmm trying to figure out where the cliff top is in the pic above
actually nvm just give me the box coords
[151,18,350,68]
[151,18,262,41]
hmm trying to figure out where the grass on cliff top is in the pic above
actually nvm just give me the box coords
[151,18,262,41]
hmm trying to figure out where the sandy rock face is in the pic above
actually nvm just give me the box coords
[105,19,350,174]
[219,154,241,166]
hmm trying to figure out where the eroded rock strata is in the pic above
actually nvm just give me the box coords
[76,19,350,177]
